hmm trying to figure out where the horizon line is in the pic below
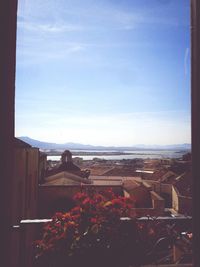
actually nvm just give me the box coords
[17,136,191,148]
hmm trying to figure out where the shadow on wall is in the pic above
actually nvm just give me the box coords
[38,185,123,218]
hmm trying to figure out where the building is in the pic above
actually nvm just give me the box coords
[172,172,192,216]
[45,150,90,178]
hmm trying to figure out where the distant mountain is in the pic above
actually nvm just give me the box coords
[18,136,191,151]
[133,143,191,150]
[18,136,96,150]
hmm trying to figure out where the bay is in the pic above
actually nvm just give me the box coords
[47,149,188,161]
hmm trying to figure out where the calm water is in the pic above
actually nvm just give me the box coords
[47,150,187,161]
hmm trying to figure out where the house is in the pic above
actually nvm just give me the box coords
[44,171,92,186]
[172,171,192,216]
[123,179,165,217]
[45,150,90,178]
[150,168,177,183]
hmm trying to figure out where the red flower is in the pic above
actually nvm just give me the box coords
[34,189,136,258]
[90,217,98,224]
[71,206,82,215]
[73,192,87,202]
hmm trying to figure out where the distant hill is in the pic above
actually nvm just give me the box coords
[132,143,191,150]
[18,136,96,150]
[17,136,191,151]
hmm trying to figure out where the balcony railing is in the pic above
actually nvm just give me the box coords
[11,216,193,267]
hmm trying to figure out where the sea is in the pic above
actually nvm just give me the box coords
[47,149,189,161]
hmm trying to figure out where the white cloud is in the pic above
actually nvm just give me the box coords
[15,0,190,146]
[16,0,185,67]
[17,20,84,33]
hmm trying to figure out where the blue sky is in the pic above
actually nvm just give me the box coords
[15,0,191,146]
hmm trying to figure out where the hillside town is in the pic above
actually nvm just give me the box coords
[12,138,192,266]
[40,148,192,219]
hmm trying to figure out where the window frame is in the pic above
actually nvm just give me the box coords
[1,0,200,266]
[0,1,18,267]
[191,0,200,266]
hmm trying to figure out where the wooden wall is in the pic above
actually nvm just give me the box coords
[11,147,39,267]
[11,147,39,223]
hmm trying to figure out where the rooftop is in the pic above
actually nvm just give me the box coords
[174,171,192,197]
[43,171,92,186]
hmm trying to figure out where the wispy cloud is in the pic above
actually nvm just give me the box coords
[16,38,86,66]
[15,0,191,145]
[17,20,84,33]
[17,0,187,67]
[17,0,182,36]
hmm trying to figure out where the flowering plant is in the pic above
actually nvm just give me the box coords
[34,189,188,266]
[34,189,140,267]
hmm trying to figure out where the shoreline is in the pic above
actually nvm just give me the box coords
[43,149,190,157]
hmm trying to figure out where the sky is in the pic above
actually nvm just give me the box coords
[15,0,191,146]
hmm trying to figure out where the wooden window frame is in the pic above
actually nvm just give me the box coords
[0,0,200,266]
[191,1,200,266]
